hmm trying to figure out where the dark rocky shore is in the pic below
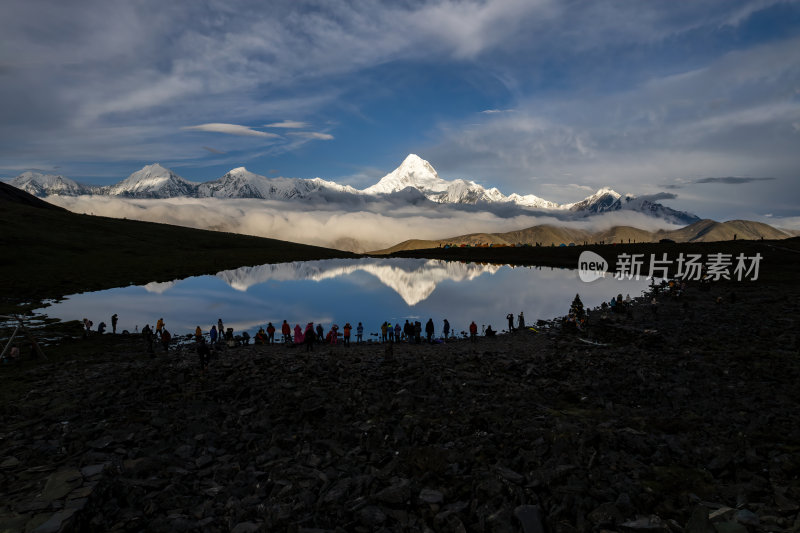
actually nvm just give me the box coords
[2,269,799,533]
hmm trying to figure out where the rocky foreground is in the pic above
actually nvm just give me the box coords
[1,279,799,532]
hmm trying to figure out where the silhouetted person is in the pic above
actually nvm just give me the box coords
[282,320,291,343]
[161,329,171,351]
[304,323,316,352]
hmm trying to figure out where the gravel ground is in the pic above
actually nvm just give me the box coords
[1,277,799,533]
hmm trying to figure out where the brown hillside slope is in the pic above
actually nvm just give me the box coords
[495,225,592,246]
[371,219,790,254]
[593,226,656,244]
[662,219,789,242]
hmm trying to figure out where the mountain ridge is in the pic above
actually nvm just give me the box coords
[7,154,699,225]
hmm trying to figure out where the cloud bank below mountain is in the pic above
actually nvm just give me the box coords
[47,195,683,253]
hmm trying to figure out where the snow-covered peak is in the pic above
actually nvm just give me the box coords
[506,193,560,209]
[363,154,449,195]
[585,186,621,201]
[562,187,622,210]
[10,172,88,196]
[115,163,171,187]
[108,164,197,197]
[599,186,621,197]
[197,167,269,198]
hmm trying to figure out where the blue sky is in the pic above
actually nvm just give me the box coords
[1,0,799,221]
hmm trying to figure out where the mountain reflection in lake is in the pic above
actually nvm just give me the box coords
[38,258,649,337]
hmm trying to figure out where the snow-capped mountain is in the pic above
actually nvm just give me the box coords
[6,154,699,224]
[366,154,512,205]
[9,171,93,196]
[364,154,448,195]
[197,167,268,198]
[563,187,698,225]
[106,163,198,198]
[505,193,560,209]
[563,187,622,212]
[197,166,361,200]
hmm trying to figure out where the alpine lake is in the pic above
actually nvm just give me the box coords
[32,258,651,340]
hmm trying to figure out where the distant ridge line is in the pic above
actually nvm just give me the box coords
[370,219,791,254]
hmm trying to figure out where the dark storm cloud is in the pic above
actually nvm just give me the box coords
[638,192,678,202]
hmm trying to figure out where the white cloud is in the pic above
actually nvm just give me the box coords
[0,0,797,226]
[410,0,556,59]
[428,36,800,208]
[182,123,280,138]
[288,132,334,140]
[45,195,680,253]
[265,121,309,129]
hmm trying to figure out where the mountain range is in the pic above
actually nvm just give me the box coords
[8,154,699,225]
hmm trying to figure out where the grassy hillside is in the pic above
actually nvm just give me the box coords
[0,184,355,308]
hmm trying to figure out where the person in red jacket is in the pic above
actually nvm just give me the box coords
[281,320,291,344]
[161,328,172,351]
[469,321,478,342]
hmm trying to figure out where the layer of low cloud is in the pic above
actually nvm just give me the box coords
[46,196,684,253]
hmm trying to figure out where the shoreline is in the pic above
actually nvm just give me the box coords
[1,264,798,532]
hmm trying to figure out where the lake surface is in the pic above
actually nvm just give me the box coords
[36,258,650,338]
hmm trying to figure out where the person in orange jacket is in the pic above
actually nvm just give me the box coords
[469,321,478,342]
[343,323,352,347]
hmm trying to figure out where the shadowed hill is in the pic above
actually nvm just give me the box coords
[0,187,355,306]
[0,181,65,210]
